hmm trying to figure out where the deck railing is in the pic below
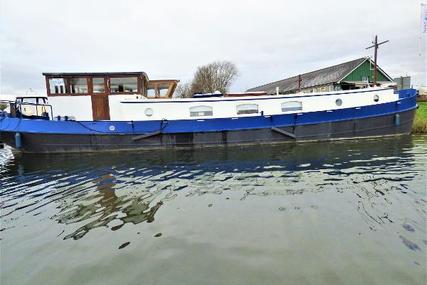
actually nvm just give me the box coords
[0,100,53,120]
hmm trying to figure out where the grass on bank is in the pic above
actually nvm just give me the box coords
[413,101,427,134]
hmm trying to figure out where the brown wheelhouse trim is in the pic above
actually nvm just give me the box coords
[147,79,180,98]
[45,76,51,96]
[43,72,149,120]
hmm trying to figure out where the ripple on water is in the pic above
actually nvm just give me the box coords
[0,136,426,285]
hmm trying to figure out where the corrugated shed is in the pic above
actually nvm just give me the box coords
[247,57,368,94]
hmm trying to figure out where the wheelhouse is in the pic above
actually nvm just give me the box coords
[44,72,149,97]
[43,72,151,121]
[43,72,181,120]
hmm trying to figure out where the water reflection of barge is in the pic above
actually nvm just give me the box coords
[0,71,417,153]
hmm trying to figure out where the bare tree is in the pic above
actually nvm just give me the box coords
[174,82,192,98]
[190,61,238,95]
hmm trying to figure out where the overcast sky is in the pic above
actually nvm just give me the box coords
[1,0,426,95]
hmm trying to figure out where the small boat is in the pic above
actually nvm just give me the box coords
[0,71,417,153]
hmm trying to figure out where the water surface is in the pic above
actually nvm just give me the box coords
[1,136,426,285]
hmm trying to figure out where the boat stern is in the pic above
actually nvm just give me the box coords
[0,130,17,150]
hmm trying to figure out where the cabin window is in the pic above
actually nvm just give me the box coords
[22,98,37,104]
[373,95,379,102]
[93,78,106,93]
[335,98,343,106]
[281,101,302,112]
[110,77,138,93]
[49,78,66,94]
[158,83,170,97]
[22,97,47,104]
[147,88,156,98]
[20,97,46,104]
[69,78,88,94]
[236,103,258,115]
[190,105,213,117]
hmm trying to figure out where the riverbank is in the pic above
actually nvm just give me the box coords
[413,102,427,133]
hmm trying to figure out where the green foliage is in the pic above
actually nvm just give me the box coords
[0,103,7,111]
[412,102,427,134]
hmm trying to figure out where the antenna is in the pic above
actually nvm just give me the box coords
[366,35,389,86]
[26,88,34,96]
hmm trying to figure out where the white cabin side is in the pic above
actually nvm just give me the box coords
[111,88,397,121]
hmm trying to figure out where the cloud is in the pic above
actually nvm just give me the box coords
[1,0,425,95]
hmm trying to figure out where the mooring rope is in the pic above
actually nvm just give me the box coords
[72,118,169,135]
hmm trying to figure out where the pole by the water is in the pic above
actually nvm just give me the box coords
[373,35,378,86]
[366,35,389,86]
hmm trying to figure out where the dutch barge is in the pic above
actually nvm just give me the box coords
[0,71,417,153]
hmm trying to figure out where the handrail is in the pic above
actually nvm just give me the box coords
[1,99,54,120]
[14,102,54,120]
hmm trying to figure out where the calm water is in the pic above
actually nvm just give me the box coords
[0,136,426,285]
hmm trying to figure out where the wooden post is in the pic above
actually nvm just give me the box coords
[45,76,51,96]
[366,35,389,86]
[373,35,378,86]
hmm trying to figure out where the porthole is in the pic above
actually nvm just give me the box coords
[109,125,116,131]
[335,98,343,106]
[374,95,379,102]
[145,108,153,117]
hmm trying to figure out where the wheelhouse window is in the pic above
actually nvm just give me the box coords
[236,103,258,115]
[147,81,175,98]
[281,101,302,112]
[49,78,66,94]
[93,78,106,93]
[69,78,88,94]
[18,97,36,104]
[158,83,170,97]
[16,97,47,106]
[190,105,213,117]
[147,88,156,98]
[110,77,138,93]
